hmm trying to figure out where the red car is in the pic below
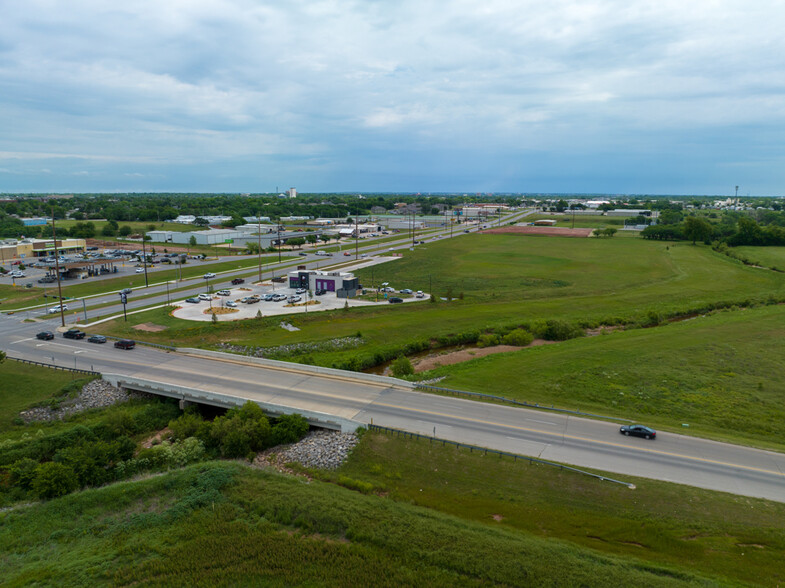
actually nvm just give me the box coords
[114,339,136,350]
[231,278,245,285]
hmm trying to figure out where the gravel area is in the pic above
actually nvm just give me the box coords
[254,430,359,471]
[19,379,149,423]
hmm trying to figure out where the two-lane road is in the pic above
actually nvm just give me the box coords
[4,322,784,503]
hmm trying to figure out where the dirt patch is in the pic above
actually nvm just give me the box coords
[132,322,169,332]
[140,427,171,449]
[586,326,624,336]
[491,514,504,522]
[415,345,524,373]
[483,226,594,237]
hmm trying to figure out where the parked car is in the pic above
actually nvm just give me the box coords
[619,425,656,440]
[263,293,274,301]
[216,289,231,296]
[114,339,136,350]
[48,305,68,314]
[288,295,302,303]
[400,289,413,294]
[203,272,216,279]
[381,286,395,293]
[388,297,403,304]
[295,288,307,294]
[63,329,86,340]
[231,278,245,285]
[198,293,212,301]
[36,331,54,340]
[88,334,107,344]
[185,297,200,303]
[225,300,238,308]
[273,294,287,301]
[244,296,261,304]
[315,289,326,296]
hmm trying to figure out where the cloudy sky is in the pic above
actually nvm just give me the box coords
[1,1,784,195]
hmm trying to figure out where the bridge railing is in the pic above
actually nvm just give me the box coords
[367,424,635,489]
[8,356,100,377]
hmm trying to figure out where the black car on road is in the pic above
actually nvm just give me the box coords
[388,297,403,304]
[63,329,86,340]
[114,339,136,350]
[36,331,54,340]
[619,424,656,440]
[88,335,107,344]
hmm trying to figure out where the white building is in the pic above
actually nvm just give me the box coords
[146,229,245,245]
[288,187,297,198]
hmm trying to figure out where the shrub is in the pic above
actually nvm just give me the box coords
[271,414,310,446]
[32,462,79,500]
[209,401,271,458]
[391,356,414,377]
[169,413,205,441]
[477,333,501,348]
[501,329,534,347]
[8,457,39,490]
[531,319,584,341]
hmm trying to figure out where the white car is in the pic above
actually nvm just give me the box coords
[10,271,25,278]
[225,300,238,308]
[48,305,68,314]
[203,272,216,279]
[216,289,231,296]
[135,268,145,273]
[415,291,425,298]
[198,293,212,301]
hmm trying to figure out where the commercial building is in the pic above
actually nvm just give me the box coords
[287,269,359,298]
[20,217,49,226]
[146,229,245,245]
[0,238,86,261]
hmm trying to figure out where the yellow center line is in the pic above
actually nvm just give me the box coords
[372,401,785,478]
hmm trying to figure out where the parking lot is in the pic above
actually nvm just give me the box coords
[172,282,422,322]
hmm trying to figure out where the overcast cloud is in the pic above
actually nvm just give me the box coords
[1,0,784,194]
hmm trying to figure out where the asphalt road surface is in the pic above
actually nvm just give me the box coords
[3,319,784,503]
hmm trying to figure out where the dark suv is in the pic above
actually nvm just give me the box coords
[114,339,136,350]
[63,329,86,340]
[231,278,245,285]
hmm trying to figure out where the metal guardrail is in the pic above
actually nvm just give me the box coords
[415,384,631,422]
[98,334,176,351]
[368,424,635,489]
[9,356,100,376]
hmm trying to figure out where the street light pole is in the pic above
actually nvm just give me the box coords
[257,212,262,283]
[51,205,65,327]
[141,237,149,287]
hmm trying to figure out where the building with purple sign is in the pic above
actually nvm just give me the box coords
[287,269,359,298]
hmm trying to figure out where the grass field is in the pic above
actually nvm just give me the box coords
[93,235,785,362]
[424,304,785,449]
[0,361,77,430]
[0,460,729,586]
[526,213,633,230]
[731,246,785,270]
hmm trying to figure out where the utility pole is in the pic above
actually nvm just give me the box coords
[141,236,149,287]
[51,205,65,327]
[257,212,262,283]
[412,210,416,246]
[355,215,359,259]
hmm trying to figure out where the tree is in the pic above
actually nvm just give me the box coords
[270,414,309,446]
[119,225,132,237]
[305,234,318,245]
[194,217,209,226]
[101,224,117,237]
[189,235,197,248]
[683,216,713,244]
[391,356,414,377]
[31,462,79,499]
[0,349,5,363]
[287,237,305,249]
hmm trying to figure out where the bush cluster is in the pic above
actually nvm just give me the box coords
[167,403,310,460]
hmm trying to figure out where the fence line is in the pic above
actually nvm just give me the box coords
[9,357,100,376]
[368,424,634,489]
[415,384,630,422]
